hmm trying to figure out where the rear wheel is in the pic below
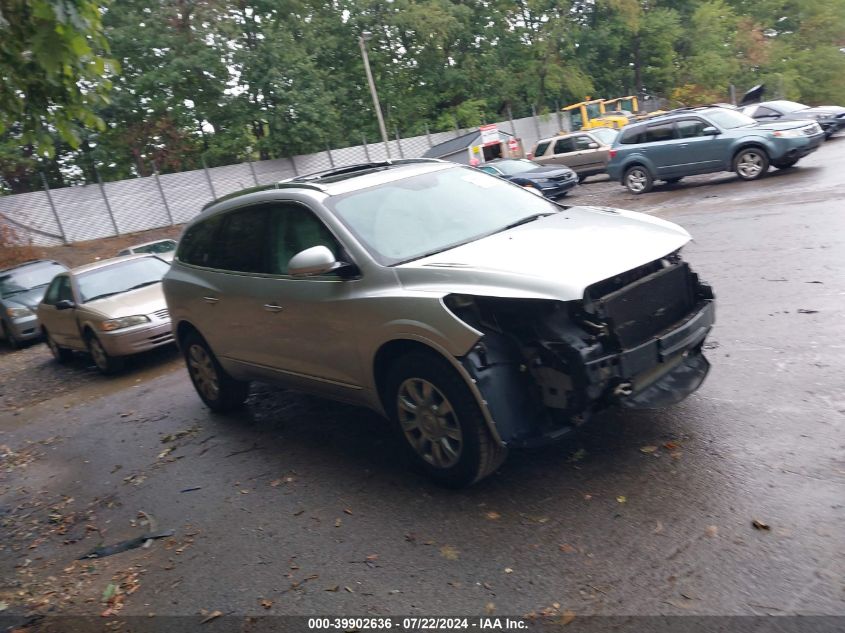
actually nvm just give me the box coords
[734,148,769,180]
[182,331,249,412]
[623,166,653,194]
[86,332,124,375]
[385,352,507,487]
[44,328,73,363]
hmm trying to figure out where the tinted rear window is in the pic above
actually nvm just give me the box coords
[645,122,676,143]
[619,126,645,144]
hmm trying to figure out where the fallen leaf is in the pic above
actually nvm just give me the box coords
[752,519,770,531]
[616,496,627,504]
[440,545,459,560]
[504,567,513,574]
[344,586,353,593]
[259,599,273,609]
[640,445,658,454]
[200,610,223,624]
[102,583,117,603]
[664,441,680,450]
[558,543,576,554]
[270,479,282,487]
[561,609,576,625]
[366,554,379,561]
[325,586,339,592]
[653,521,664,534]
[583,494,592,501]
[485,511,501,520]
[485,602,496,615]
[343,508,353,515]
[157,447,174,459]
[568,448,587,463]
[120,411,134,418]
[334,518,342,528]
[705,525,718,537]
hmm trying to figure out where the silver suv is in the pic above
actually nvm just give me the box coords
[164,160,715,486]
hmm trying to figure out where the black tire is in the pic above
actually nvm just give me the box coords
[664,177,683,184]
[182,331,249,412]
[2,321,20,350]
[85,331,124,375]
[577,173,588,183]
[623,165,653,194]
[43,328,73,363]
[733,147,769,180]
[385,351,507,488]
[773,158,798,170]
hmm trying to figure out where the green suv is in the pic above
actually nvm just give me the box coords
[606,107,825,194]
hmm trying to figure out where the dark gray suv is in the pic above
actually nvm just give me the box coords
[607,107,825,194]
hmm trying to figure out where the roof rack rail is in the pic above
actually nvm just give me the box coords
[288,158,444,183]
[200,159,445,211]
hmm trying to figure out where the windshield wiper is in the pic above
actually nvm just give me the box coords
[85,291,123,302]
[496,212,554,233]
[126,280,161,292]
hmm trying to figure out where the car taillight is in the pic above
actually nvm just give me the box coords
[609,149,617,158]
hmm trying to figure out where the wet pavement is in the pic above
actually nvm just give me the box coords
[1,139,844,624]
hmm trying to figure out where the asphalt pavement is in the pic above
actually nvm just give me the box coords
[1,139,843,628]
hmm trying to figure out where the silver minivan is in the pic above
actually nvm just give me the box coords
[164,160,715,486]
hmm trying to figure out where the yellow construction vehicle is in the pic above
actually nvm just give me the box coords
[563,97,636,131]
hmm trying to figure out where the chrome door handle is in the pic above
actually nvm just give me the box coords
[263,303,284,313]
[202,296,219,304]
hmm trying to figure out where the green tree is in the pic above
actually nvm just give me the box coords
[0,0,117,155]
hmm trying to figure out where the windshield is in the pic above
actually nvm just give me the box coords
[767,100,808,113]
[490,159,538,176]
[706,109,757,129]
[131,240,176,254]
[590,128,619,145]
[0,263,66,298]
[328,166,557,265]
[77,257,170,303]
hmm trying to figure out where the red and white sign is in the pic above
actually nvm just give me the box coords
[479,124,499,147]
[508,138,519,152]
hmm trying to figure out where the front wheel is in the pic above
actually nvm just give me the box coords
[2,321,21,350]
[182,332,249,412]
[386,352,507,487]
[44,328,73,363]
[734,148,769,180]
[623,166,653,194]
[86,333,124,375]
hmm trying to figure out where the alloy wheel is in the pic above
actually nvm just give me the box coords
[188,343,220,401]
[397,378,463,469]
[626,168,647,192]
[737,151,764,178]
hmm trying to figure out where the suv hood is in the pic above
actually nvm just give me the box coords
[396,206,691,301]
[753,120,816,131]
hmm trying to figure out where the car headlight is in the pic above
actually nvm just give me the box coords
[100,315,151,331]
[6,306,34,319]
[772,128,803,138]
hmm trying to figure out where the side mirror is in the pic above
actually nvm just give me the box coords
[587,142,599,149]
[702,126,719,136]
[56,299,75,310]
[288,245,351,277]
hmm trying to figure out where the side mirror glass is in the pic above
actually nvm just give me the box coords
[702,126,719,136]
[587,142,599,149]
[56,299,75,310]
[288,245,346,277]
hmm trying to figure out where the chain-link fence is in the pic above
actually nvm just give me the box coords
[0,100,664,247]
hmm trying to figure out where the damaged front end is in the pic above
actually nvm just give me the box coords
[444,253,715,448]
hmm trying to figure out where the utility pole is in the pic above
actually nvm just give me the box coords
[359,31,391,159]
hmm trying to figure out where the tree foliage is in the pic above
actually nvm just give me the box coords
[2,0,844,192]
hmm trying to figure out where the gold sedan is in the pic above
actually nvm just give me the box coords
[37,255,173,374]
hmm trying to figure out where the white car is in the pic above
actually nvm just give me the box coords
[117,238,177,262]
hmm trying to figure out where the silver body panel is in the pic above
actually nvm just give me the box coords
[165,163,704,431]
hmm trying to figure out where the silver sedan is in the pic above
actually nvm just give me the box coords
[38,255,173,374]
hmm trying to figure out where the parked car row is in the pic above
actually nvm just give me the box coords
[1,238,179,370]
